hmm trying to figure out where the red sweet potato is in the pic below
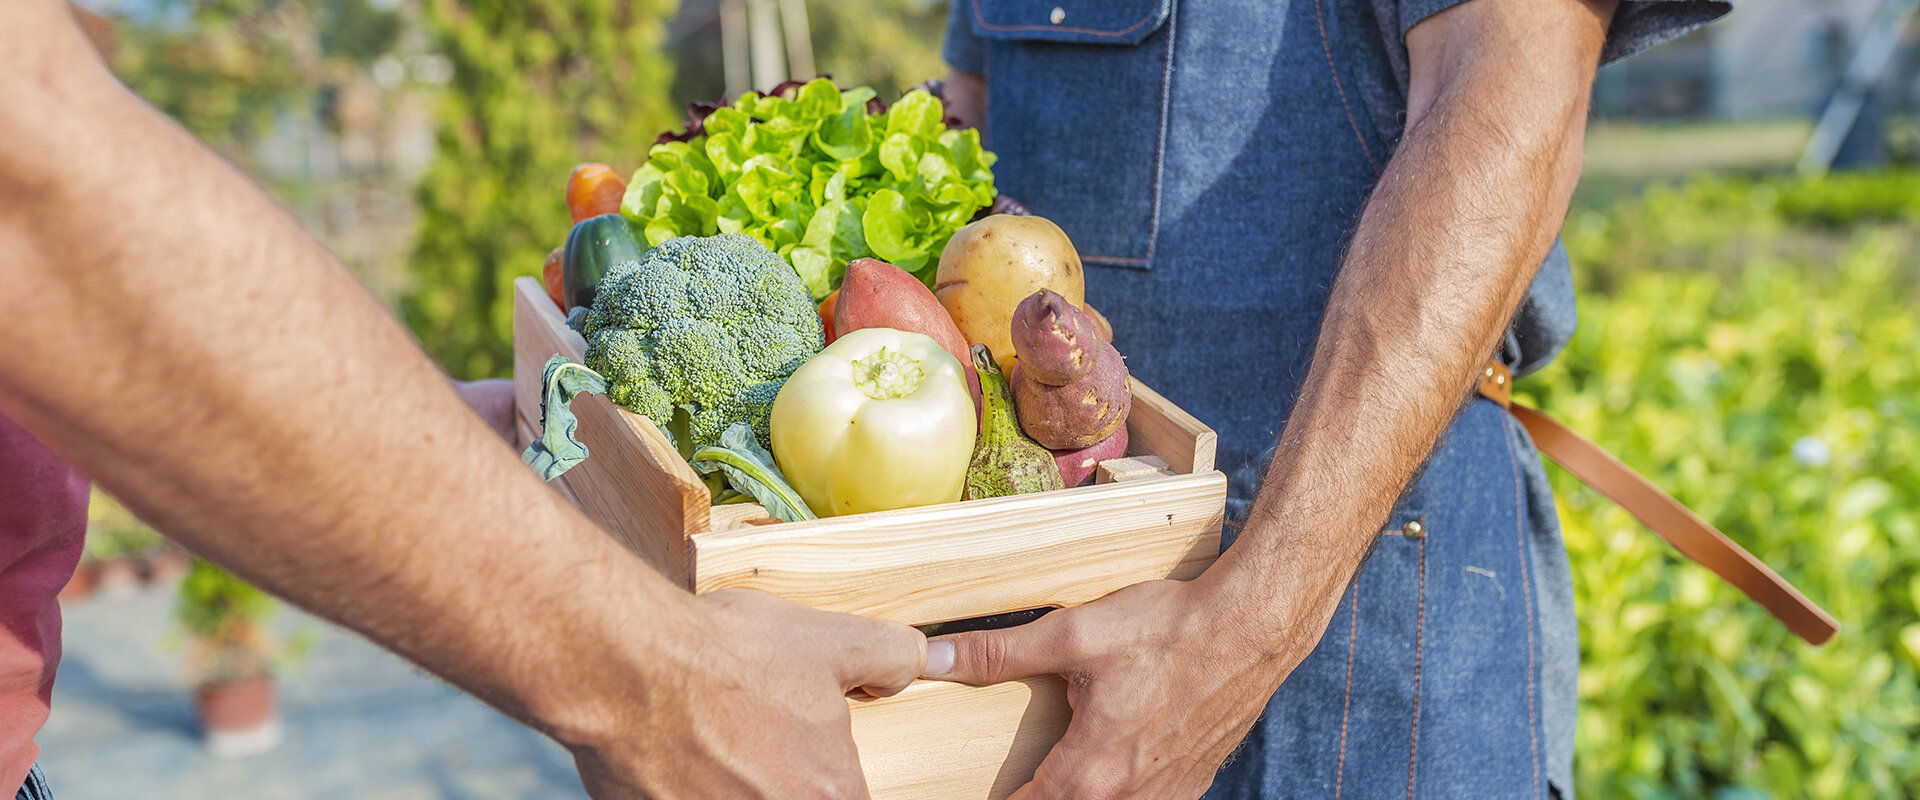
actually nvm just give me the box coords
[1052,426,1128,488]
[835,258,981,407]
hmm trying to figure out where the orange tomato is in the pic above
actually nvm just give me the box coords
[542,247,566,310]
[567,163,627,222]
[818,289,839,343]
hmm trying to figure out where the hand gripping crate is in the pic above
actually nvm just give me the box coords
[509,277,1226,799]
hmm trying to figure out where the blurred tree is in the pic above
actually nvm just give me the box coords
[316,0,404,65]
[806,0,947,101]
[107,0,411,163]
[666,0,948,108]
[406,0,680,378]
[109,0,331,162]
[98,0,413,564]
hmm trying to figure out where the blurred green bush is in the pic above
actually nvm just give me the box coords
[1528,170,1920,798]
[84,488,163,562]
[405,0,679,380]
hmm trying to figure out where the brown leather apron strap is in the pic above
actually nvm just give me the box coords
[1478,361,1839,646]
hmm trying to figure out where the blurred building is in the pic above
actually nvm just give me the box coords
[1595,0,1918,120]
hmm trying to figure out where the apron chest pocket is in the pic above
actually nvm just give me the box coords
[966,0,1174,268]
[968,0,1170,45]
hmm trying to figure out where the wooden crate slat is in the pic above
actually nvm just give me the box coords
[689,472,1225,626]
[515,415,583,507]
[512,277,713,498]
[710,502,778,531]
[1125,378,1217,475]
[511,278,589,426]
[512,275,1231,800]
[850,676,1067,800]
[1095,455,1175,484]
[513,278,711,584]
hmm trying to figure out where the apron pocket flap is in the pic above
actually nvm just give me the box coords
[967,0,1171,46]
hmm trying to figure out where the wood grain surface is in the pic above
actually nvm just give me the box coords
[511,274,1230,799]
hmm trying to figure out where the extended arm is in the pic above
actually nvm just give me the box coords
[931,0,1614,796]
[1220,0,1609,660]
[0,3,921,797]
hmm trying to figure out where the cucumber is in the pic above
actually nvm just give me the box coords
[562,214,645,309]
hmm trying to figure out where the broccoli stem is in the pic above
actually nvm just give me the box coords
[688,445,817,522]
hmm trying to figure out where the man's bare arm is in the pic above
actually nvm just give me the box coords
[928,1,1614,797]
[0,3,921,797]
[1218,0,1608,638]
[945,69,987,132]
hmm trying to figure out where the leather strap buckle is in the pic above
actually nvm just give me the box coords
[1478,361,1513,409]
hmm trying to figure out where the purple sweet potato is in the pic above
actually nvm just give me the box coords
[1008,289,1131,450]
[1010,289,1101,386]
[1052,426,1128,487]
[1010,361,1130,449]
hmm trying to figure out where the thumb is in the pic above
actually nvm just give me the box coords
[832,615,928,698]
[923,613,1071,686]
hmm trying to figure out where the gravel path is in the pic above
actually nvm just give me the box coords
[37,584,589,800]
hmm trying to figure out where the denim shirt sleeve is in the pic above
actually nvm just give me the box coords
[1386,0,1732,67]
[943,0,988,75]
[1600,1,1732,65]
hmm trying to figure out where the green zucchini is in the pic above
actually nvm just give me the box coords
[562,214,645,309]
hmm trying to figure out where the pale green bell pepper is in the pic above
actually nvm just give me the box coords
[770,328,977,516]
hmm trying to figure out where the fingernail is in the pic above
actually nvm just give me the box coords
[924,640,955,677]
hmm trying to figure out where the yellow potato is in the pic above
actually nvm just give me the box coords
[934,215,1086,368]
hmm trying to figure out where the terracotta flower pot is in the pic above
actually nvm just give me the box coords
[194,674,282,758]
[95,556,141,601]
[58,561,99,604]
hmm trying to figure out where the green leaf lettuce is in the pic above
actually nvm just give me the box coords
[622,79,996,300]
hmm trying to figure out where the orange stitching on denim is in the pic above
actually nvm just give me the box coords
[1313,0,1379,173]
[1334,579,1359,799]
[1407,534,1426,799]
[1142,0,1176,268]
[1502,417,1542,798]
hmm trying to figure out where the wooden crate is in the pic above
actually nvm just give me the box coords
[510,277,1225,799]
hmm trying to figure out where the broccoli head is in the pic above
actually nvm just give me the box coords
[580,233,824,450]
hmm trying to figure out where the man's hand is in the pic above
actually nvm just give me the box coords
[0,3,924,798]
[932,0,1615,797]
[925,577,1302,800]
[570,590,925,799]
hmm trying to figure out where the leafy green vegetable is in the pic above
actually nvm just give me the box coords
[521,359,812,525]
[522,355,612,480]
[623,79,996,300]
[691,423,817,523]
[583,234,822,453]
[657,403,728,499]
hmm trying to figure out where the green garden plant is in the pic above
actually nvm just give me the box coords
[84,489,163,563]
[1531,170,1920,798]
[406,0,680,379]
[175,559,302,683]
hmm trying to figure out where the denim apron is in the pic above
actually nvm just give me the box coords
[943,0,1617,794]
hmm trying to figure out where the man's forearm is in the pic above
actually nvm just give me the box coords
[1208,0,1612,637]
[0,2,683,744]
